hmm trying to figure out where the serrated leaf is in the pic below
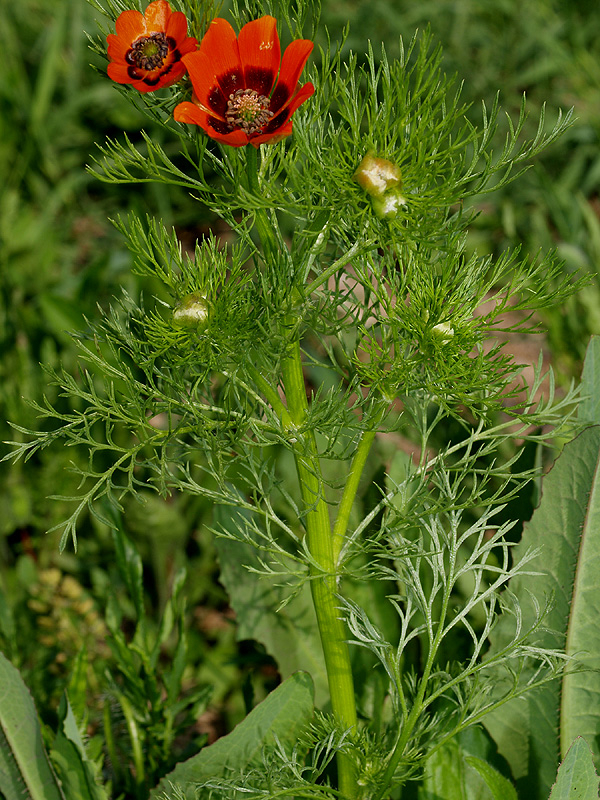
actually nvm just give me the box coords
[483,426,600,798]
[548,738,600,800]
[0,651,65,800]
[149,671,314,800]
[579,336,600,423]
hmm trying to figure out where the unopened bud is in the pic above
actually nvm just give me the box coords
[173,292,209,329]
[432,322,454,342]
[371,188,407,219]
[354,152,402,197]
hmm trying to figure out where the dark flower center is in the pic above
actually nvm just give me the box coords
[226,89,273,134]
[127,32,169,71]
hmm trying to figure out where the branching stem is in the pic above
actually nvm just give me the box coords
[373,561,455,800]
[332,402,388,566]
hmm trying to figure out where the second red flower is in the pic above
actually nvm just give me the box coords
[107,0,197,93]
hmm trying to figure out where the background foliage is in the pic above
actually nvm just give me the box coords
[1,0,600,796]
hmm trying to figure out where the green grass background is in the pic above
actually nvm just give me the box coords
[1,0,600,791]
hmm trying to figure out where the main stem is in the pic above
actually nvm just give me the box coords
[245,146,357,798]
[281,336,358,798]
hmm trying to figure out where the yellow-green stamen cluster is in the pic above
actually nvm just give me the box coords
[226,89,273,134]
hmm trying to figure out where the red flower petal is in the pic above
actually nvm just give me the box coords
[174,100,207,125]
[132,78,168,93]
[107,62,133,84]
[106,33,129,61]
[270,39,314,113]
[250,119,293,147]
[144,0,170,33]
[196,18,244,98]
[174,101,249,146]
[287,81,315,113]
[174,15,314,146]
[238,16,280,97]
[166,9,188,43]
[262,81,314,136]
[181,51,228,119]
[114,9,144,41]
[209,128,251,147]
[159,61,188,86]
[107,1,197,94]
[178,36,198,57]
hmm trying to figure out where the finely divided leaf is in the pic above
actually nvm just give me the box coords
[214,505,329,705]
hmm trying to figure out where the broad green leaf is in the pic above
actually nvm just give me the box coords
[419,732,516,800]
[465,757,519,800]
[579,336,600,423]
[49,694,108,800]
[0,651,65,800]
[483,426,600,798]
[548,738,599,800]
[149,671,314,799]
[419,740,476,800]
[214,505,329,706]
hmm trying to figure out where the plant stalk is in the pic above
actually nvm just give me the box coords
[281,335,358,798]
[246,146,358,798]
[331,402,388,566]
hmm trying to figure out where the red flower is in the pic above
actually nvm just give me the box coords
[173,16,314,147]
[107,0,197,93]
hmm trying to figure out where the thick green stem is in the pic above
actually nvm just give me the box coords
[245,145,277,263]
[246,147,358,797]
[281,336,358,798]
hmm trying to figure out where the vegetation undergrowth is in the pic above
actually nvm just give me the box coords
[2,1,600,799]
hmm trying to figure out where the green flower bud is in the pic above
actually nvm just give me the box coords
[354,152,402,198]
[173,292,209,329]
[371,188,407,219]
[432,321,454,342]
